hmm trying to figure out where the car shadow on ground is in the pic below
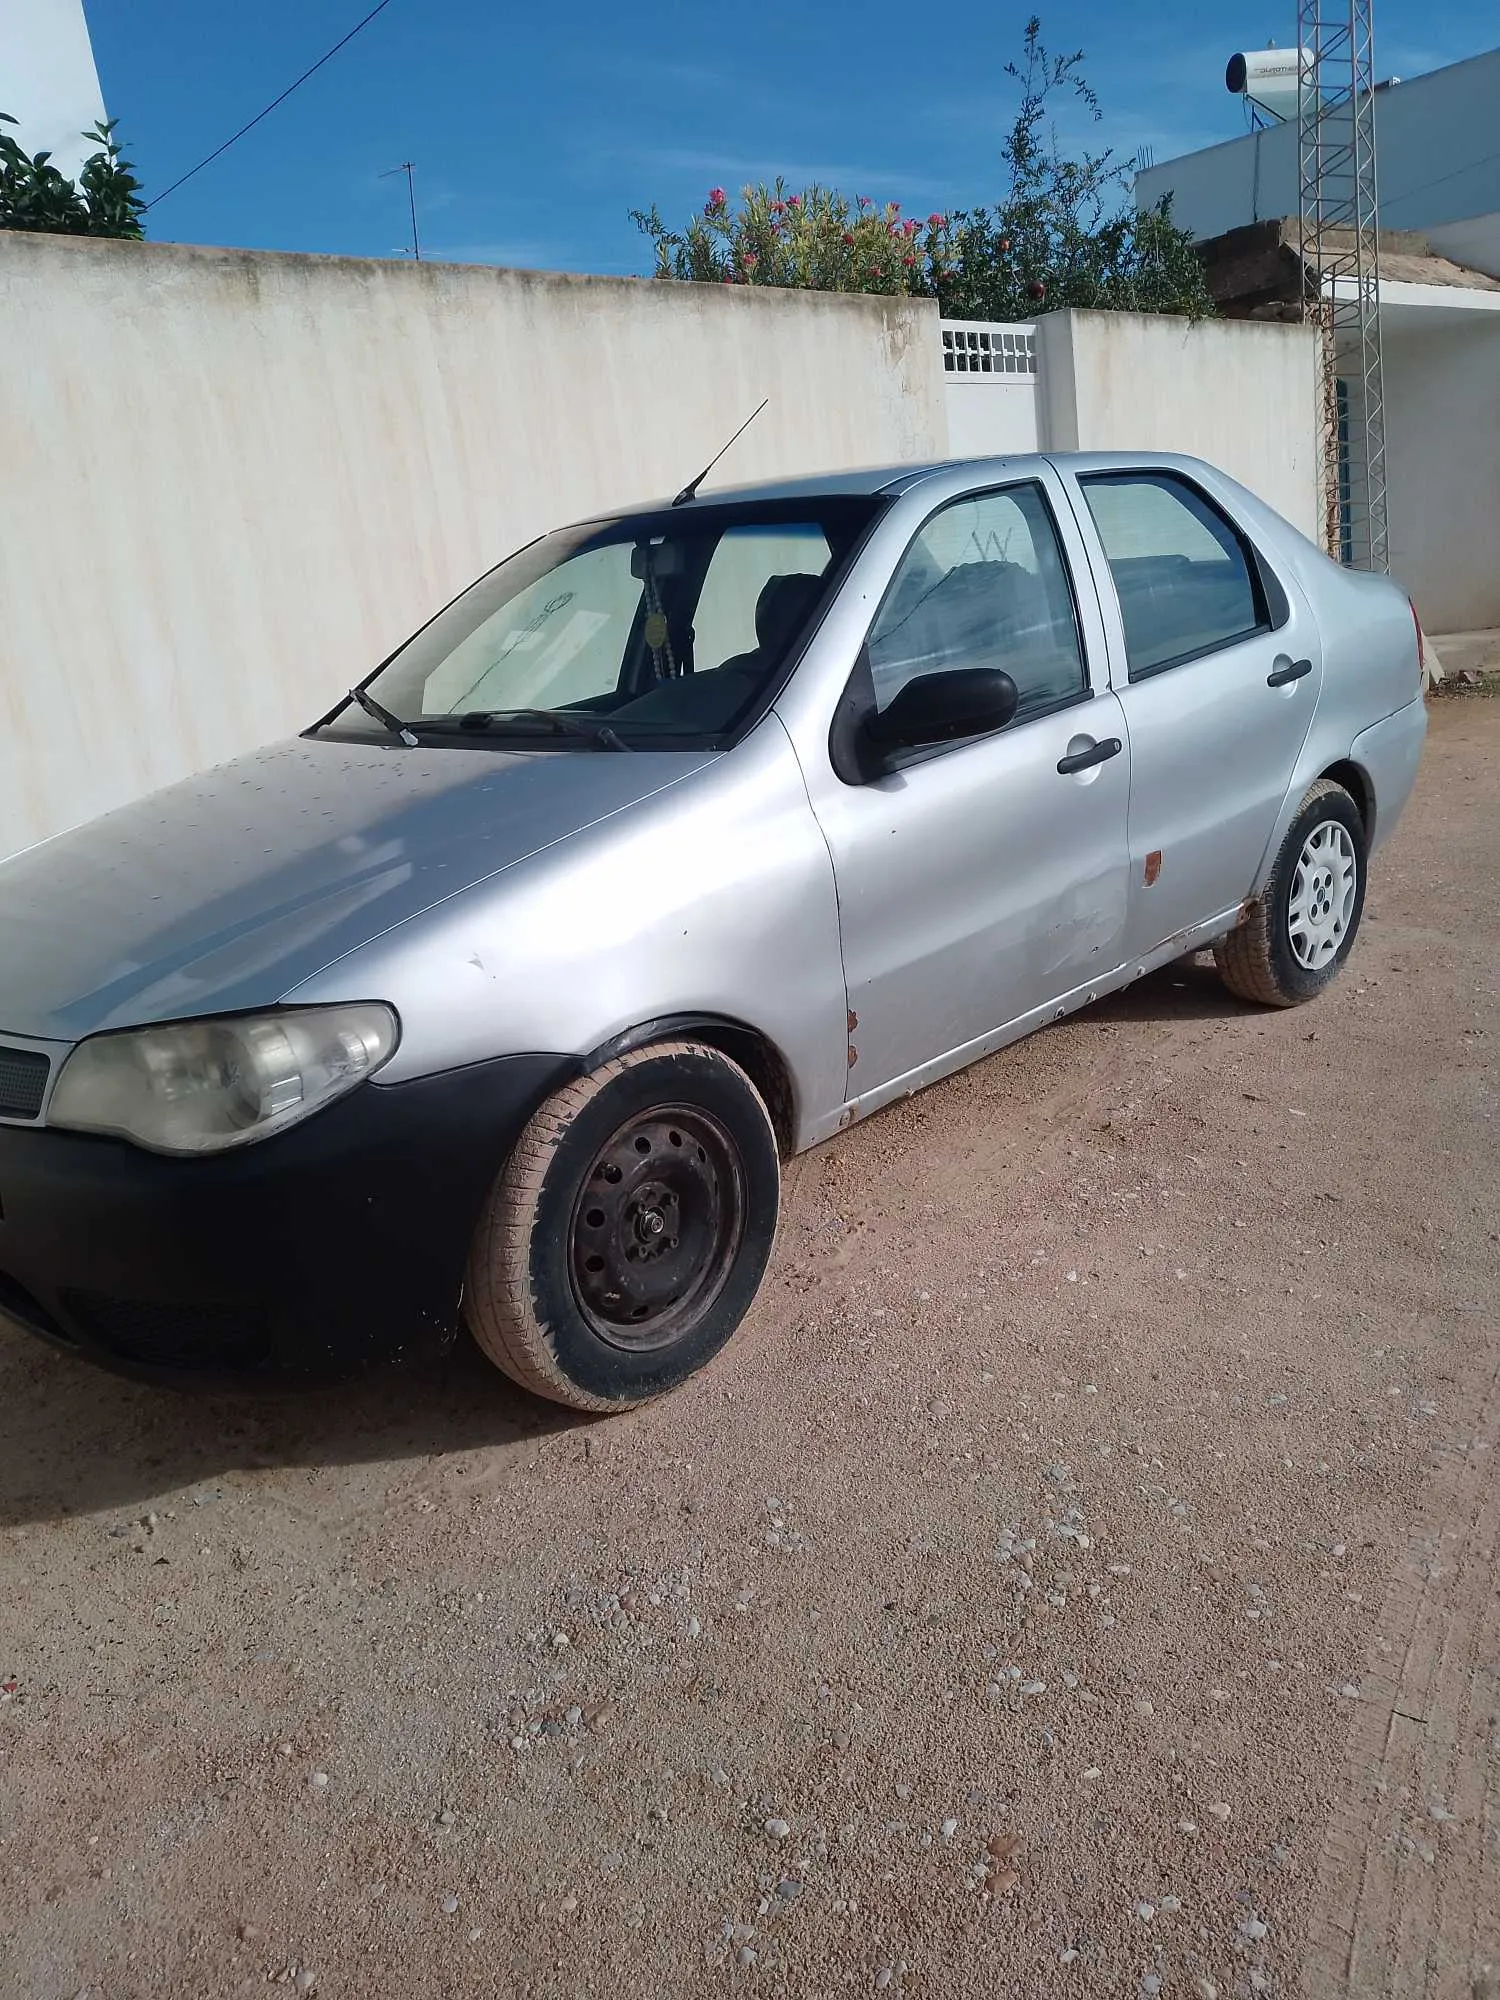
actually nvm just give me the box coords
[1084,951,1251,1024]
[0,1332,587,1529]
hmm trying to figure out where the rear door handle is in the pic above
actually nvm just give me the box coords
[1056,737,1122,776]
[1267,657,1313,687]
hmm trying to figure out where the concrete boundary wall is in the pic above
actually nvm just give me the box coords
[940,310,1319,540]
[1,237,1320,862]
[1035,310,1322,541]
[0,235,945,858]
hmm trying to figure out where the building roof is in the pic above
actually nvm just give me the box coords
[1197,217,1500,320]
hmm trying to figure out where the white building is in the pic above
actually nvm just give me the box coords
[1136,46,1500,638]
[0,0,107,179]
[1137,47,1500,279]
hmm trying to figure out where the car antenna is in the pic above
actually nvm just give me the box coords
[671,398,769,507]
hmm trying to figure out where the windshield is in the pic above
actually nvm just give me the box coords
[318,496,884,749]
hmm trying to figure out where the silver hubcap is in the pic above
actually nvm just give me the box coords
[1288,819,1357,970]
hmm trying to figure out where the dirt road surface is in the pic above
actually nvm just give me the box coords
[2,700,1496,2000]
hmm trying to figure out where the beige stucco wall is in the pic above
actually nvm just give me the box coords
[1382,320,1500,633]
[0,235,945,858]
[1036,310,1322,541]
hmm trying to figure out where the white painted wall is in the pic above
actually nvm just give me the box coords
[0,235,946,859]
[1136,45,1500,275]
[940,312,1318,537]
[1034,311,1322,541]
[0,0,106,177]
[1382,320,1500,631]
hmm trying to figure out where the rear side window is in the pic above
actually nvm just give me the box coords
[868,483,1087,725]
[1079,472,1268,680]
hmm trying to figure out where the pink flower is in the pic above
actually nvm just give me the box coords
[902,253,917,266]
[769,199,784,214]
[707,185,727,207]
[857,194,871,207]
[786,193,801,208]
[904,217,920,235]
[928,212,945,227]
[741,251,758,268]
[842,231,856,245]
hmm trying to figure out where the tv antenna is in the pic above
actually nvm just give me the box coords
[382,160,421,260]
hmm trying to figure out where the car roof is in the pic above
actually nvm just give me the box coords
[584,451,1217,520]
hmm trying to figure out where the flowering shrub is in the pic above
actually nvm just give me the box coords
[630,17,1212,322]
[631,181,952,298]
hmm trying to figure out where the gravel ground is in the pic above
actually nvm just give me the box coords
[2,698,1496,2000]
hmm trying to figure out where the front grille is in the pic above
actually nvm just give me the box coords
[60,1290,271,1371]
[0,1046,49,1120]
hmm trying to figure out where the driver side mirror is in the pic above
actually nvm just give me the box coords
[865,666,1020,754]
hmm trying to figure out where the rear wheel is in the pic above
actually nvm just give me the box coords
[464,1041,780,1411]
[1214,778,1367,1007]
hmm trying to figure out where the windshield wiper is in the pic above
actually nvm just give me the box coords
[455,708,633,751]
[347,685,419,745]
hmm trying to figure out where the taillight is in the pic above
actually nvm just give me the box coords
[1410,599,1427,687]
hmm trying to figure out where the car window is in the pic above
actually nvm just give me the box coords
[691,525,832,672]
[868,484,1086,725]
[1079,472,1266,679]
[330,495,881,750]
[419,542,643,715]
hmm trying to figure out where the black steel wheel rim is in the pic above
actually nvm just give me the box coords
[568,1103,747,1353]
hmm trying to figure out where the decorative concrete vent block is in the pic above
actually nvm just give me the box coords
[941,323,1038,377]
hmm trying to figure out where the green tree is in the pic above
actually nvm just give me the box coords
[632,16,1212,322]
[0,115,146,238]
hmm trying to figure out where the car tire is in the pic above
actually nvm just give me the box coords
[1214,779,1367,1008]
[464,1040,781,1412]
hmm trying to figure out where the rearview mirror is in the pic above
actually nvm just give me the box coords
[866,667,1019,752]
[630,541,684,581]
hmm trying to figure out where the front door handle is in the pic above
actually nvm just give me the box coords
[1056,737,1122,776]
[1267,657,1313,687]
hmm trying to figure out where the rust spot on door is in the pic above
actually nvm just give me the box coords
[847,1044,859,1067]
[847,1009,858,1033]
[1144,850,1163,887]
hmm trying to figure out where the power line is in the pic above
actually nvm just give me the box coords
[145,0,398,211]
[1382,145,1500,212]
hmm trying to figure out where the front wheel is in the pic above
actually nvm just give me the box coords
[464,1041,781,1411]
[1214,778,1367,1007]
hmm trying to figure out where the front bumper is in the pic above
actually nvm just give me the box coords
[0,1053,574,1383]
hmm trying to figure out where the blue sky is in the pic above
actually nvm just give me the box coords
[87,0,1497,273]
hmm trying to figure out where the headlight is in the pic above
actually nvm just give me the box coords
[49,1004,398,1155]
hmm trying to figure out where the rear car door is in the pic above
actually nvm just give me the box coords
[804,472,1131,1097]
[1064,465,1324,961]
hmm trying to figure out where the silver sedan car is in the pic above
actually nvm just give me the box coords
[0,453,1427,1408]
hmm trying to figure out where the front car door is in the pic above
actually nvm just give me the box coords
[780,468,1131,1105]
[1058,460,1325,961]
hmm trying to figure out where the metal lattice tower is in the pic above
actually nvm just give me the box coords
[1298,0,1388,570]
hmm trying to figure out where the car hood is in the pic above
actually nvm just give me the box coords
[0,735,713,1042]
